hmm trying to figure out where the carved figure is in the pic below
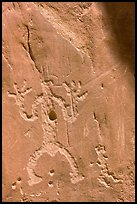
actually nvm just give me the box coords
[8,78,87,185]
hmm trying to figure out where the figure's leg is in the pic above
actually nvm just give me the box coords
[27,143,59,186]
[57,145,84,184]
[44,142,84,183]
[27,146,43,186]
[27,142,84,186]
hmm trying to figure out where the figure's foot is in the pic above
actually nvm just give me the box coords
[28,176,42,186]
[27,167,42,186]
[70,173,85,184]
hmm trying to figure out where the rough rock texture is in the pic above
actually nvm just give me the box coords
[2,2,135,202]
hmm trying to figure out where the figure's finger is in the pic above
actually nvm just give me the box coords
[21,80,27,92]
[77,81,82,89]
[71,80,76,89]
[13,82,20,94]
[22,87,32,96]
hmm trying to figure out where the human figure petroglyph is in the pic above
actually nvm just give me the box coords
[8,79,88,186]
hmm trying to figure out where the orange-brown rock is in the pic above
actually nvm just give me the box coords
[2,2,135,202]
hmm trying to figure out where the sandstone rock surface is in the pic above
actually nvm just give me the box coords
[2,2,135,202]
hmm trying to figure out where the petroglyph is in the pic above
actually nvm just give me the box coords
[93,112,102,142]
[49,169,55,176]
[89,162,94,167]
[3,2,135,202]
[11,182,16,190]
[20,194,32,202]
[7,81,39,122]
[95,144,123,188]
[62,81,88,122]
[48,181,54,188]
[20,188,45,201]
[8,79,87,186]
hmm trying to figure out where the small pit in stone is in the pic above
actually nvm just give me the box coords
[17,177,22,184]
[89,162,94,167]
[11,182,16,190]
[48,181,54,188]
[48,110,57,121]
[17,177,21,181]
[101,83,104,89]
[49,169,55,176]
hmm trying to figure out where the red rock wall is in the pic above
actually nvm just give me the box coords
[2,2,135,202]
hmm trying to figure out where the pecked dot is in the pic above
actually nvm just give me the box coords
[49,169,55,176]
[101,83,104,89]
[17,177,22,182]
[89,162,94,167]
[48,181,54,188]
[11,182,16,190]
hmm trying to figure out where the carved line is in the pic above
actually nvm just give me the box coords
[95,144,123,188]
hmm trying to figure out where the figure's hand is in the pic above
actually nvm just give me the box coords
[63,80,88,103]
[7,81,32,108]
[63,81,82,95]
[8,80,32,99]
[8,81,40,122]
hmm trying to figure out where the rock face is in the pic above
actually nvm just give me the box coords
[2,2,135,202]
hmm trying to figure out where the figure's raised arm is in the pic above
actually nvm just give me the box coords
[7,81,43,122]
